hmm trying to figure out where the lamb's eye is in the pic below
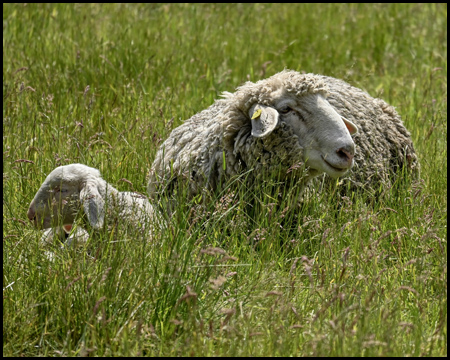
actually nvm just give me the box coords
[279,106,293,114]
[54,188,67,194]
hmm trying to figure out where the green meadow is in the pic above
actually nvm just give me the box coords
[3,3,447,356]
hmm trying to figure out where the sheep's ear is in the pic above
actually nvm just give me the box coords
[342,116,358,135]
[249,104,279,138]
[79,182,105,229]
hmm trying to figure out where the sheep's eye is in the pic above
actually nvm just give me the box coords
[279,106,293,114]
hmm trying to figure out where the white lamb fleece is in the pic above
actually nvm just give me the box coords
[28,164,161,242]
[148,69,419,202]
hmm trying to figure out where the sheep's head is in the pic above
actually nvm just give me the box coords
[236,70,358,179]
[27,164,106,230]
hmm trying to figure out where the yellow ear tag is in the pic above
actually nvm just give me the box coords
[251,108,262,120]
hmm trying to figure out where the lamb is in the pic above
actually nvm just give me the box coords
[27,164,160,244]
[148,70,418,203]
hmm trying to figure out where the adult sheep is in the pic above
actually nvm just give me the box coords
[27,164,161,245]
[148,70,418,204]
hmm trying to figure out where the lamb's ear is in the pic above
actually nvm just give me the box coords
[249,104,279,138]
[79,181,105,229]
[342,116,358,135]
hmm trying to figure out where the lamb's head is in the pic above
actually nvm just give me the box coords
[232,70,358,179]
[27,164,108,230]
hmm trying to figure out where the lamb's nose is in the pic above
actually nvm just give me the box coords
[27,207,36,222]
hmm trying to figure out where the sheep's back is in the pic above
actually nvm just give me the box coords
[149,102,232,198]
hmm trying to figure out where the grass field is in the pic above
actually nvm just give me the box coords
[3,3,447,356]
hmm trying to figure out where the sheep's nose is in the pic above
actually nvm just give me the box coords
[336,145,355,165]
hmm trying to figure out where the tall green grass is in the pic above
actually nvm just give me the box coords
[3,3,446,356]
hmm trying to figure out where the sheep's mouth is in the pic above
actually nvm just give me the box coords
[321,156,350,173]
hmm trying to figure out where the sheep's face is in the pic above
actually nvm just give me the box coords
[275,93,357,178]
[269,92,357,178]
[27,167,84,229]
